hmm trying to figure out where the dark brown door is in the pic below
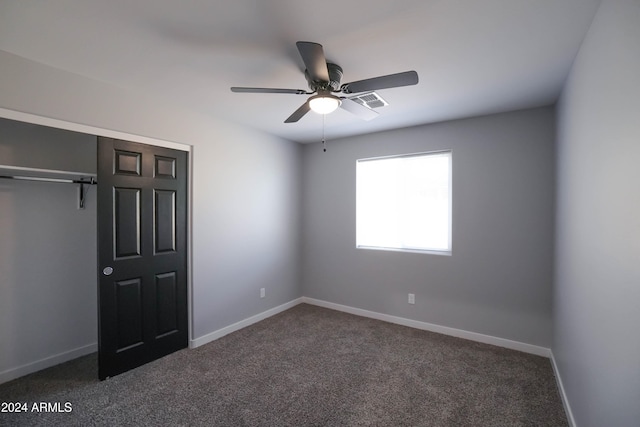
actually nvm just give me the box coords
[97,137,188,380]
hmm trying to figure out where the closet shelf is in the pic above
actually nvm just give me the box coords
[0,165,96,183]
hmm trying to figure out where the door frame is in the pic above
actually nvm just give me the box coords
[0,107,194,348]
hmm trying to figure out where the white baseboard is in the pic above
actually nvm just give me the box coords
[1,297,552,387]
[190,296,550,358]
[0,342,97,385]
[301,297,551,358]
[550,351,576,427]
[190,297,304,348]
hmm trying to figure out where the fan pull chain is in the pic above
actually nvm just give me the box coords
[322,114,327,152]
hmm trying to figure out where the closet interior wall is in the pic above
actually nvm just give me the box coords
[0,117,98,384]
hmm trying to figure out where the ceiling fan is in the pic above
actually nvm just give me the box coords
[231,41,419,123]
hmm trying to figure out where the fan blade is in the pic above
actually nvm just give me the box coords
[231,87,308,94]
[340,99,379,121]
[341,71,419,94]
[285,102,311,123]
[296,41,329,82]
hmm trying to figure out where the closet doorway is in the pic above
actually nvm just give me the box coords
[0,112,191,384]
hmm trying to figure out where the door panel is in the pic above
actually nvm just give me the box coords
[155,272,178,336]
[114,150,142,175]
[115,278,144,351]
[98,137,188,380]
[155,156,176,178]
[114,188,141,258]
[154,189,176,253]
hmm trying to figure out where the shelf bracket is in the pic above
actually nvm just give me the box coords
[78,177,96,209]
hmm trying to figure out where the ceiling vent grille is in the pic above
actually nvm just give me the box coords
[348,92,389,109]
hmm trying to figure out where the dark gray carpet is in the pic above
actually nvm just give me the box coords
[0,304,567,426]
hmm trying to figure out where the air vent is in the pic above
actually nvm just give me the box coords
[348,92,389,109]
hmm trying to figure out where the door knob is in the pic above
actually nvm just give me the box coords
[103,266,114,276]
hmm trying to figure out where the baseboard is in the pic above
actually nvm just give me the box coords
[301,297,551,358]
[0,297,552,386]
[192,295,550,357]
[550,351,577,427]
[0,342,97,385]
[190,297,304,348]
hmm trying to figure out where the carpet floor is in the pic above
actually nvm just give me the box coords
[0,304,567,426]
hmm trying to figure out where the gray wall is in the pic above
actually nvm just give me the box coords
[0,118,97,379]
[191,121,302,337]
[0,51,302,379]
[0,118,97,172]
[301,107,556,347]
[554,0,640,425]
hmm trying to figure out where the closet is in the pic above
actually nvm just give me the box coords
[0,117,98,383]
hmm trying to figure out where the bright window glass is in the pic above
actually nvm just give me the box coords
[356,151,452,254]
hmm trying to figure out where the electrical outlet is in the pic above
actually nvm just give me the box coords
[408,293,415,304]
[260,288,265,298]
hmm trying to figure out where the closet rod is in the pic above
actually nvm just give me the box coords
[0,175,97,185]
[0,175,97,208]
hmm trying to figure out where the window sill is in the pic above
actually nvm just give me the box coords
[356,245,451,256]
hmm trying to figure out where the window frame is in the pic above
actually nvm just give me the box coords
[355,149,453,256]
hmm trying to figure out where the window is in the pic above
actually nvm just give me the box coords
[356,150,452,254]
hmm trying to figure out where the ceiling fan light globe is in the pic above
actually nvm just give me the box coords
[309,95,341,114]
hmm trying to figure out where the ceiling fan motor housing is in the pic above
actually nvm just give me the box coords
[305,63,343,92]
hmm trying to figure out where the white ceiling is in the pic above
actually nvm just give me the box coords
[0,0,600,143]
